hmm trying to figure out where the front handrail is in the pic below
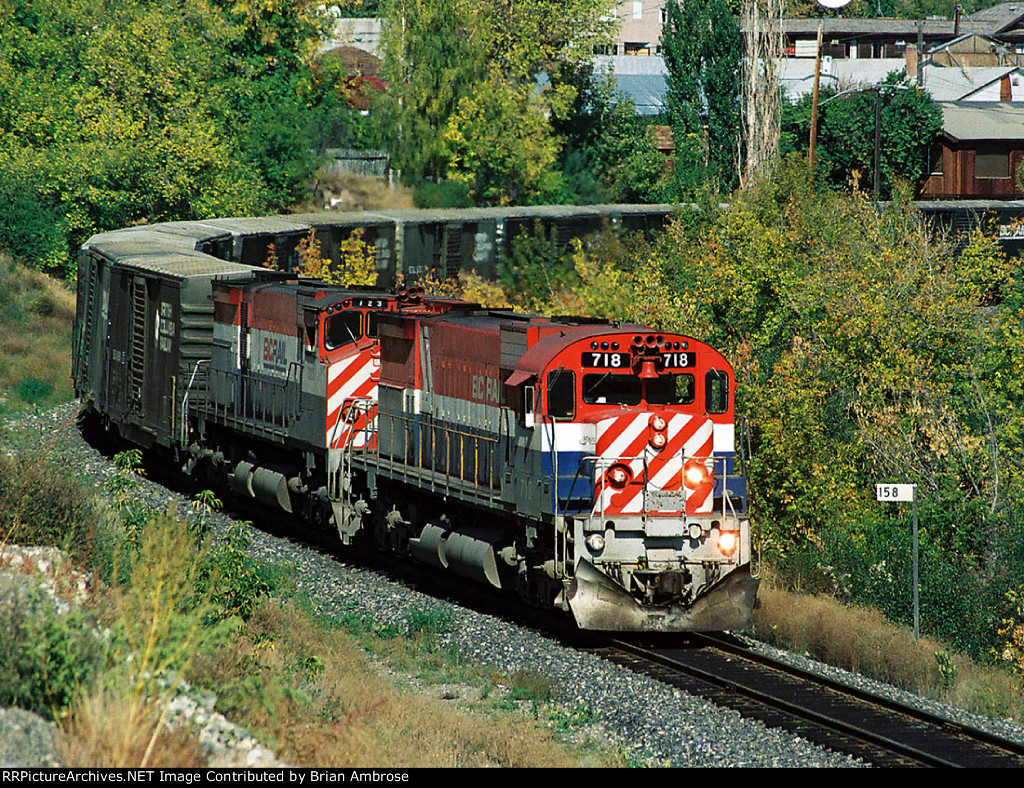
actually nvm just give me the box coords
[179,359,209,444]
[575,452,742,520]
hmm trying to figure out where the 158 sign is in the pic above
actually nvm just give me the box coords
[875,483,916,502]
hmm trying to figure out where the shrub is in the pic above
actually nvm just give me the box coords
[13,377,54,406]
[0,452,98,558]
[506,670,556,703]
[0,581,105,719]
[195,519,273,623]
[405,604,454,637]
[413,180,472,209]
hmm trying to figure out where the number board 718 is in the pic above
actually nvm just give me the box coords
[580,351,694,369]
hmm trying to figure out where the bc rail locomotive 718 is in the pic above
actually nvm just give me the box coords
[73,211,759,632]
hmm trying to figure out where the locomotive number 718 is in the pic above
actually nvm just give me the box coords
[581,351,694,369]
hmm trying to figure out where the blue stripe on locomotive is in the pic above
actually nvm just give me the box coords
[543,449,747,515]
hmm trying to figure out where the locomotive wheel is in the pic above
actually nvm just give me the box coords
[310,498,332,531]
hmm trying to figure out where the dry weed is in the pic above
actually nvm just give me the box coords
[753,585,1024,720]
[61,689,206,768]
[754,587,942,689]
[191,601,582,767]
[292,173,415,214]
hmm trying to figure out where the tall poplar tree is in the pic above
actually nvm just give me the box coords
[380,0,615,203]
[661,0,744,193]
[379,0,484,181]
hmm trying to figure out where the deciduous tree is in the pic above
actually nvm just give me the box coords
[379,0,615,203]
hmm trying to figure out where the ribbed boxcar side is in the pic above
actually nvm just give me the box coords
[73,226,260,450]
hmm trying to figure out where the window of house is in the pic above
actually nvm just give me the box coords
[633,1,643,20]
[976,147,1010,179]
[929,142,944,176]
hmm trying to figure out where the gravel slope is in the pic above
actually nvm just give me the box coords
[3,402,1021,767]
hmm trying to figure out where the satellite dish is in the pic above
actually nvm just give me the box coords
[817,0,852,7]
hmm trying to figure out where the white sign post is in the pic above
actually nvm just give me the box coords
[876,483,920,641]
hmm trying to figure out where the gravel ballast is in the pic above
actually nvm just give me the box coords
[3,403,1023,768]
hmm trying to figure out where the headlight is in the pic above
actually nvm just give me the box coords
[605,463,632,489]
[683,459,711,489]
[649,415,668,449]
[717,530,739,557]
[586,534,606,553]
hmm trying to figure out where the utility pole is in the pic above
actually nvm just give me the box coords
[809,20,823,172]
[873,88,881,200]
[809,0,852,172]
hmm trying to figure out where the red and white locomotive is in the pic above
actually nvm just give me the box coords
[75,251,758,631]
[340,308,760,631]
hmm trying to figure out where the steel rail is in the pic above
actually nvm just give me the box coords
[603,637,1024,768]
[695,632,1024,762]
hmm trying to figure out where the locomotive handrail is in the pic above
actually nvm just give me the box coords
[539,415,558,512]
[539,415,568,579]
[583,452,739,524]
[329,396,378,500]
[371,410,502,500]
[179,359,209,445]
[208,362,303,431]
[328,395,377,450]
[563,455,597,515]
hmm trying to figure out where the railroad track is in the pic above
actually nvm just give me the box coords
[101,436,1024,767]
[589,634,1024,768]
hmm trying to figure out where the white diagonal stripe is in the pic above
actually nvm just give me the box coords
[599,415,648,460]
[327,363,373,416]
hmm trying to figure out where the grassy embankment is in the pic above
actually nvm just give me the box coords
[0,436,635,767]
[0,255,75,416]
[0,252,1020,768]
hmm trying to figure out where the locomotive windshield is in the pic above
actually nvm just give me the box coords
[582,372,695,406]
[324,312,361,350]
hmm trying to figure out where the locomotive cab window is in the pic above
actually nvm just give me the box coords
[705,369,730,414]
[647,373,695,405]
[324,312,362,350]
[366,312,381,338]
[547,369,575,419]
[583,373,640,405]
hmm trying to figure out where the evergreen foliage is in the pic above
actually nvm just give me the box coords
[661,0,744,194]
[379,0,484,182]
[380,0,616,205]
[552,68,669,204]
